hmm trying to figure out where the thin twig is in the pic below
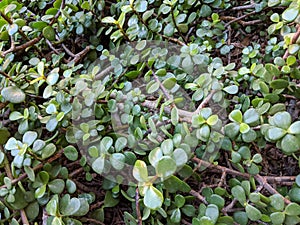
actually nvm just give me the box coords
[283,24,300,60]
[95,66,114,80]
[1,37,41,57]
[192,157,292,204]
[0,149,64,188]
[0,70,14,82]
[161,34,186,46]
[69,45,91,64]
[224,11,258,27]
[195,90,217,114]
[189,189,208,204]
[230,4,256,11]
[136,187,142,225]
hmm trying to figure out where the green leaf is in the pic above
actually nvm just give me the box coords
[207,115,218,126]
[23,131,37,146]
[233,212,248,225]
[9,111,23,120]
[245,204,262,221]
[273,112,291,130]
[42,143,56,159]
[61,198,81,216]
[48,179,65,194]
[1,86,25,103]
[270,79,289,89]
[288,121,300,134]
[270,194,285,211]
[231,185,246,205]
[92,156,105,174]
[285,203,300,216]
[46,195,58,216]
[110,153,125,170]
[102,16,116,23]
[205,204,219,223]
[72,198,89,216]
[156,156,177,179]
[100,136,113,152]
[270,212,285,225]
[66,179,76,194]
[229,110,243,123]
[171,107,179,126]
[161,139,173,155]
[223,85,238,94]
[43,26,56,41]
[146,81,159,94]
[24,166,35,182]
[170,208,181,223]
[172,148,188,167]
[135,0,147,12]
[243,108,259,125]
[8,23,18,35]
[266,127,286,140]
[64,145,78,161]
[133,160,148,182]
[0,128,10,145]
[281,134,300,153]
[282,7,299,22]
[115,137,127,152]
[162,77,176,89]
[144,185,163,210]
[239,123,250,134]
[163,23,174,36]
[149,148,163,167]
[104,191,120,208]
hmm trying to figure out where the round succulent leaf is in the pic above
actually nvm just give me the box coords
[289,187,300,202]
[282,7,299,22]
[233,211,248,225]
[288,121,300,134]
[61,198,81,216]
[170,208,181,223]
[92,156,106,174]
[43,26,56,41]
[133,160,148,182]
[273,112,291,129]
[64,145,78,161]
[161,139,173,155]
[48,179,65,194]
[1,86,26,103]
[156,156,177,179]
[22,131,38,146]
[110,153,125,170]
[266,127,286,141]
[270,79,289,89]
[239,123,250,134]
[172,148,188,167]
[231,185,246,205]
[285,203,300,216]
[223,85,238,94]
[229,110,243,123]
[144,185,163,210]
[205,204,219,224]
[281,134,300,154]
[242,129,257,143]
[243,108,259,125]
[245,204,262,221]
[270,212,285,225]
[207,115,218,126]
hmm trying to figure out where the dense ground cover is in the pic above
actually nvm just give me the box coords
[0,0,300,224]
